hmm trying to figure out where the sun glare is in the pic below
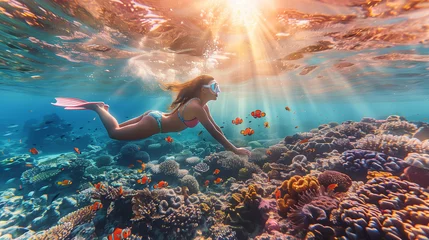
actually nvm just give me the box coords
[225,0,263,27]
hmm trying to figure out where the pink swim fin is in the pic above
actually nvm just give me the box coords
[51,97,88,107]
[52,97,109,111]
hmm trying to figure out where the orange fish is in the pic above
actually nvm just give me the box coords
[299,139,309,144]
[154,181,168,189]
[204,180,210,187]
[165,136,173,143]
[25,163,34,168]
[285,106,291,111]
[295,126,299,129]
[128,164,134,168]
[141,163,146,171]
[94,182,104,190]
[266,150,272,155]
[213,169,220,175]
[264,122,270,128]
[137,176,151,184]
[275,188,281,200]
[240,127,255,136]
[232,117,243,125]
[74,147,81,154]
[57,179,72,186]
[119,186,123,195]
[29,148,39,155]
[327,183,338,191]
[90,202,103,211]
[251,110,266,118]
[306,148,316,153]
[108,227,131,240]
[214,178,223,184]
[136,160,143,164]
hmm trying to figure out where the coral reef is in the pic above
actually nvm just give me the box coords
[341,149,406,173]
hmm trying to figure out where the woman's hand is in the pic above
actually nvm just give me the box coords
[234,147,251,156]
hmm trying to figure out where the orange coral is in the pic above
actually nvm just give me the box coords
[277,175,320,214]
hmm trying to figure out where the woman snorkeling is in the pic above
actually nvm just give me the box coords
[52,75,251,156]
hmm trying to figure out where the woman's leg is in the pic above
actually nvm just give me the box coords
[118,111,150,127]
[93,106,159,140]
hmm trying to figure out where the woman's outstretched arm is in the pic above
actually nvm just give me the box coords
[203,105,223,135]
[193,103,250,156]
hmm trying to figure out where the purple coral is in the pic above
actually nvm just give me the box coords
[288,188,340,229]
[341,149,405,172]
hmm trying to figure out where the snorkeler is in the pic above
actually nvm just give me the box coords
[52,75,251,156]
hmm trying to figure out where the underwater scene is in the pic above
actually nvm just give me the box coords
[1,0,429,239]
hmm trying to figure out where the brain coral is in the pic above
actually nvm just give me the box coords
[332,177,429,240]
[317,170,352,192]
[341,149,406,172]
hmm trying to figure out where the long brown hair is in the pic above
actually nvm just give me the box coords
[160,75,215,113]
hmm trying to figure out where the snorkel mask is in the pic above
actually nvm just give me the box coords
[202,80,221,94]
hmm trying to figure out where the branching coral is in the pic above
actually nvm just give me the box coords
[355,134,429,158]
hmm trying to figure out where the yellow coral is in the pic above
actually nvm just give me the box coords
[367,171,399,180]
[200,203,211,213]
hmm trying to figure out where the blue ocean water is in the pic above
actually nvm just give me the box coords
[1,0,429,239]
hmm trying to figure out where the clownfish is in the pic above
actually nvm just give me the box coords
[232,117,243,125]
[137,176,151,185]
[108,227,131,240]
[214,178,223,184]
[285,106,291,111]
[240,128,255,136]
[29,148,39,155]
[90,202,103,211]
[165,136,173,143]
[213,169,220,175]
[251,110,266,118]
[74,147,81,154]
[154,181,168,189]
